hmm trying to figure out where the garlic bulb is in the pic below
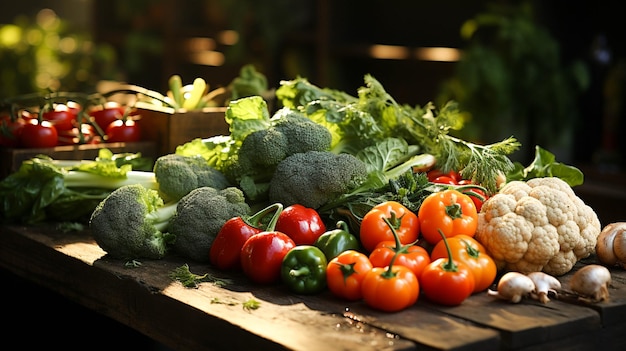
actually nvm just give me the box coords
[569,264,611,303]
[487,272,535,303]
[527,271,561,303]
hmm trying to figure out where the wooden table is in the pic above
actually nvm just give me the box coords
[1,223,625,351]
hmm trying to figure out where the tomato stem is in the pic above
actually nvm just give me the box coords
[334,261,358,282]
[445,202,463,220]
[438,229,459,272]
[461,239,481,259]
[380,216,403,279]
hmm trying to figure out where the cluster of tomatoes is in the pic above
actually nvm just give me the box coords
[0,101,141,148]
[426,169,489,211]
[335,193,496,312]
[208,180,498,313]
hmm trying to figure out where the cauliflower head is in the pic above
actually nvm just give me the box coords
[475,177,601,276]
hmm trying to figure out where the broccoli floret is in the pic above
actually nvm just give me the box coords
[271,109,333,155]
[238,128,289,168]
[89,184,177,260]
[268,151,369,209]
[168,186,250,262]
[154,154,230,201]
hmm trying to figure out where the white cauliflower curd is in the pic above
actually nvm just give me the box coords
[475,177,601,276]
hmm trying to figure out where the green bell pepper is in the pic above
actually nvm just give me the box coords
[314,221,360,260]
[280,245,327,294]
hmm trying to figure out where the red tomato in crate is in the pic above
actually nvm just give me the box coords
[89,102,128,130]
[106,119,141,142]
[0,114,25,147]
[19,119,58,148]
[57,124,100,145]
[43,103,77,131]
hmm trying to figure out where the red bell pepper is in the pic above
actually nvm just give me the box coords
[275,204,326,245]
[209,203,283,270]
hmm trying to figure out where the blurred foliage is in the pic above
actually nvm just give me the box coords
[216,0,313,64]
[0,9,120,99]
[437,1,589,162]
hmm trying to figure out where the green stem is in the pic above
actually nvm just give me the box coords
[289,266,310,278]
[438,229,458,272]
[264,203,284,232]
[244,202,283,229]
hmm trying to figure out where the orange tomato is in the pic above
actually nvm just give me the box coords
[360,201,419,253]
[430,234,496,293]
[361,265,419,312]
[369,240,430,280]
[418,189,478,245]
[326,250,373,301]
[420,257,475,306]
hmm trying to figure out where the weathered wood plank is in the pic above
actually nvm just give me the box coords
[2,224,626,350]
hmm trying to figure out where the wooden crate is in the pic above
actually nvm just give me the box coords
[0,141,157,179]
[135,104,229,156]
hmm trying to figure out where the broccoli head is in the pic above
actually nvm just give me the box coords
[89,184,177,260]
[271,108,333,155]
[168,186,250,262]
[154,154,230,201]
[236,108,332,170]
[268,151,369,209]
[237,127,288,168]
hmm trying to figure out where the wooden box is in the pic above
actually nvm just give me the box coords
[0,141,157,179]
[135,104,229,156]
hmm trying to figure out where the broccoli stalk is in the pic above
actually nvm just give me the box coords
[89,184,177,260]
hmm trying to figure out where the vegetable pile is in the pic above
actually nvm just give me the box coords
[0,73,613,313]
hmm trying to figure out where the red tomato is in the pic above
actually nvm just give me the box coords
[369,241,430,280]
[0,114,25,147]
[420,257,475,306]
[457,180,488,212]
[359,201,419,253]
[57,124,99,145]
[275,204,326,245]
[19,119,58,148]
[418,189,478,245]
[430,234,496,293]
[326,250,373,301]
[210,217,263,271]
[43,104,77,131]
[240,231,296,284]
[427,169,460,183]
[361,265,419,312]
[89,102,127,130]
[106,119,141,142]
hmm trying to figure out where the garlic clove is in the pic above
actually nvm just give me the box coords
[527,271,561,303]
[569,264,611,303]
[487,272,535,303]
[612,228,626,266]
[596,223,620,266]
